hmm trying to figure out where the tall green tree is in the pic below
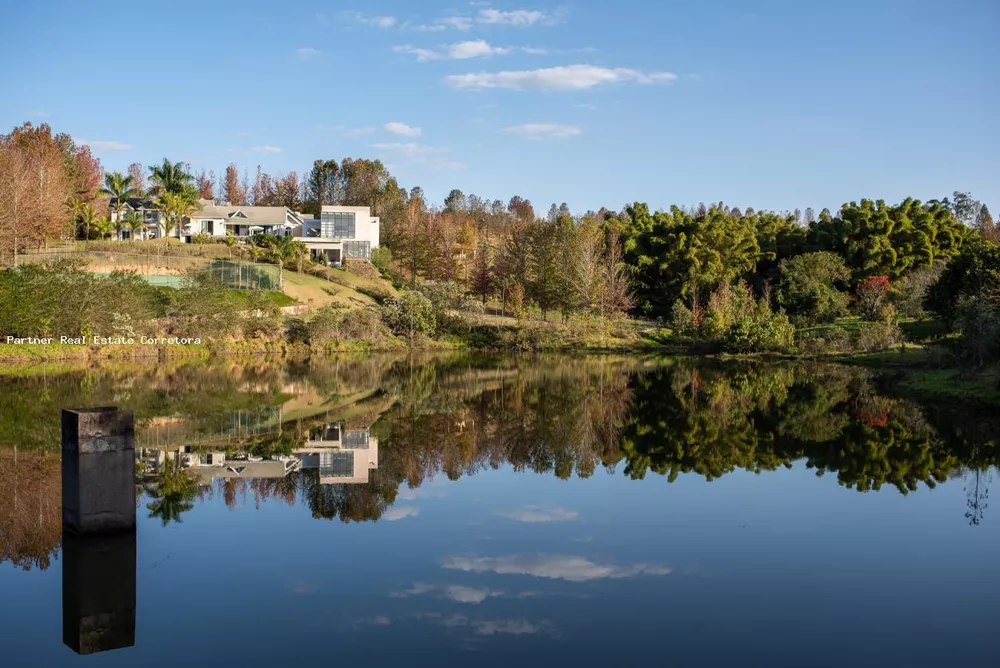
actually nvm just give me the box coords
[776,251,851,325]
[98,171,143,228]
[148,158,195,197]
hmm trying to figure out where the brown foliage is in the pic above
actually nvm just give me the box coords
[0,123,74,260]
[0,450,62,571]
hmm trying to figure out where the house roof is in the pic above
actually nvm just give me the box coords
[192,200,303,225]
[109,197,155,210]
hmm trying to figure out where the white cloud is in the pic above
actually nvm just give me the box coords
[443,585,503,604]
[500,124,582,140]
[250,145,282,153]
[426,7,560,31]
[442,555,671,582]
[440,615,552,636]
[295,47,320,61]
[497,505,579,521]
[26,109,47,117]
[445,64,678,91]
[390,583,504,604]
[344,126,375,138]
[395,40,510,61]
[383,506,419,521]
[384,121,422,137]
[75,139,133,151]
[478,8,546,26]
[345,12,397,28]
[521,46,548,55]
[439,16,475,30]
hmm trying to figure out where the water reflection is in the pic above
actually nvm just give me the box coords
[0,355,998,573]
[61,531,136,655]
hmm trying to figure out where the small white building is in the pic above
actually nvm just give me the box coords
[183,199,303,240]
[295,205,380,265]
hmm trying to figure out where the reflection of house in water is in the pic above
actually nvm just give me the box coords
[136,447,301,484]
[293,422,378,484]
[186,458,302,484]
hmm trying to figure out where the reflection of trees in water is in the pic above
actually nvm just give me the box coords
[143,461,200,526]
[2,356,998,572]
[964,469,991,526]
[0,363,291,452]
[0,449,61,571]
[620,363,998,495]
[381,358,634,488]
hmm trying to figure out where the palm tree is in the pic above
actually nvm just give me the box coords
[124,210,146,240]
[112,216,126,242]
[98,171,143,231]
[156,191,197,238]
[92,215,113,240]
[71,200,97,240]
[271,236,307,287]
[144,461,199,527]
[148,159,195,197]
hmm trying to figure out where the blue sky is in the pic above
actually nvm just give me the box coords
[2,0,997,214]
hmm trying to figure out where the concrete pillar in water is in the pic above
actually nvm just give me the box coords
[61,407,136,534]
[61,407,138,655]
[62,531,137,654]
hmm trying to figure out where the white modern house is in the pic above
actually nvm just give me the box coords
[183,199,303,240]
[293,422,379,484]
[296,205,380,265]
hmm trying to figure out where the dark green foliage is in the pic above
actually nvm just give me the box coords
[615,203,760,317]
[380,290,437,338]
[925,237,1000,324]
[0,261,161,338]
[809,198,965,281]
[776,252,851,325]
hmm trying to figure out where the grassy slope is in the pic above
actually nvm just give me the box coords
[281,270,378,311]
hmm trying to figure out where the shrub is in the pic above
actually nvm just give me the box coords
[723,302,795,353]
[285,317,310,344]
[776,251,851,325]
[670,300,696,337]
[241,291,283,339]
[380,290,436,339]
[955,295,1000,368]
[857,275,890,321]
[856,321,901,352]
[925,237,1000,324]
[891,263,946,319]
[370,247,392,273]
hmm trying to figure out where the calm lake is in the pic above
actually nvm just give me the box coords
[1,354,997,667]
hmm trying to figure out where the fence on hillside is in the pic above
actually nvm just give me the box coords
[14,251,280,290]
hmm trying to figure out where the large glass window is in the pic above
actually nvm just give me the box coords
[200,220,214,234]
[319,451,354,478]
[342,431,370,449]
[320,211,356,238]
[343,240,371,259]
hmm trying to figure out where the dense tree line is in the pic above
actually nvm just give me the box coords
[3,119,997,352]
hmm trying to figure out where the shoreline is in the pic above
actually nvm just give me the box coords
[1,339,995,407]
